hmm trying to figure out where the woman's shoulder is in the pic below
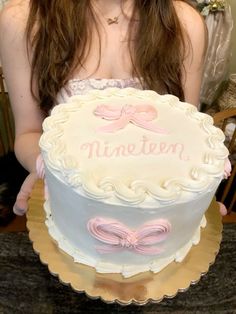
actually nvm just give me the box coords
[0,0,29,35]
[173,0,206,49]
[173,0,205,33]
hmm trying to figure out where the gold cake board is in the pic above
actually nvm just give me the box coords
[27,180,223,306]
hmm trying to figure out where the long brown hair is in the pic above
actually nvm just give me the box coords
[26,0,193,114]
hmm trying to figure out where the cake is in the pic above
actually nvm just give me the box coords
[39,87,228,278]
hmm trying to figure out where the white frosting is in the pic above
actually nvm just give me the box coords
[39,88,228,277]
[44,200,207,278]
[40,88,227,206]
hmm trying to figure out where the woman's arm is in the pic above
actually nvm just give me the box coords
[0,0,45,215]
[174,1,207,107]
[0,0,44,173]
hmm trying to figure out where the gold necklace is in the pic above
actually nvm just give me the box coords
[92,3,123,26]
[106,12,122,25]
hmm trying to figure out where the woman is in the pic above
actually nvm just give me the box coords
[0,0,207,215]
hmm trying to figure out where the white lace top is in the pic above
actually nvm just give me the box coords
[56,78,143,104]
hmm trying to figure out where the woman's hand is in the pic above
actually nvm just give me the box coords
[218,157,232,216]
[218,202,228,216]
[13,172,38,216]
[13,154,46,216]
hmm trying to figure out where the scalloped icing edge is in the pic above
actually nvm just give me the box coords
[44,200,207,278]
[40,88,228,206]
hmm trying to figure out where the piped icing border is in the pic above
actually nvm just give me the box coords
[44,200,207,278]
[40,88,228,205]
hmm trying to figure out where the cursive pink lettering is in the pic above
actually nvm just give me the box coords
[160,142,167,154]
[109,145,128,157]
[140,136,150,155]
[127,144,139,156]
[80,136,190,161]
[80,141,101,159]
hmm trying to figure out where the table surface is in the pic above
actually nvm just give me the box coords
[0,224,236,314]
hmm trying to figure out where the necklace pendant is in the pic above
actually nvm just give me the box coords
[107,17,119,25]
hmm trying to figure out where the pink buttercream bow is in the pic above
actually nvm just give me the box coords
[87,217,171,255]
[94,104,168,134]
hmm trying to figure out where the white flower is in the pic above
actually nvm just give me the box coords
[201,6,210,16]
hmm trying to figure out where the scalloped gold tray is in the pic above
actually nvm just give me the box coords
[27,180,223,305]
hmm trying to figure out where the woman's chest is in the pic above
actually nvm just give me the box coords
[73,27,134,80]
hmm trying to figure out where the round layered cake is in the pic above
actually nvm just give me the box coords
[40,88,228,277]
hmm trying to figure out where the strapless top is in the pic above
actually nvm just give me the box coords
[56,78,143,104]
